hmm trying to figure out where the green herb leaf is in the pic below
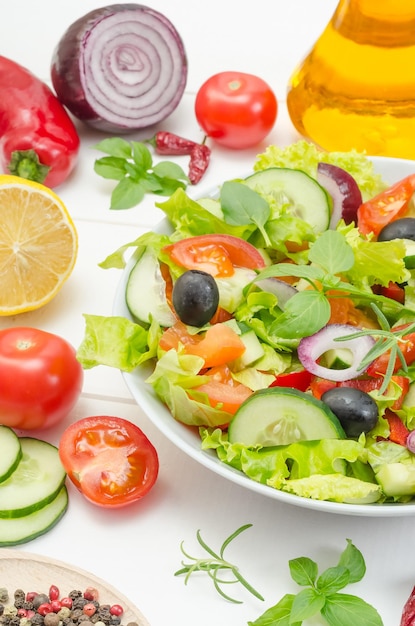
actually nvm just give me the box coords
[316,565,350,595]
[308,230,355,274]
[290,587,325,621]
[321,593,384,626]
[175,524,264,604]
[248,594,300,626]
[337,538,366,584]
[269,290,331,339]
[94,138,189,209]
[220,181,271,246]
[289,556,318,586]
[110,178,145,210]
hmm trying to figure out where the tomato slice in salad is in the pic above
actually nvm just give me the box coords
[159,321,246,368]
[192,365,252,415]
[59,416,159,508]
[163,233,266,277]
[357,173,415,237]
[310,375,410,411]
[366,327,415,377]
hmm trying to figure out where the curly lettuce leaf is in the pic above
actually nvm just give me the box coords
[254,140,386,201]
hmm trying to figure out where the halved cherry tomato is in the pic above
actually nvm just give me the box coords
[326,290,378,328]
[372,281,406,305]
[270,369,313,392]
[357,174,415,237]
[159,321,246,369]
[163,234,266,278]
[308,377,337,400]
[59,416,159,508]
[192,365,252,415]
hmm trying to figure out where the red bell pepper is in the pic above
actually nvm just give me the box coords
[0,55,80,188]
[384,409,409,446]
[270,369,314,392]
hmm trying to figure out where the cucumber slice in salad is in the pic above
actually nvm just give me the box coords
[244,167,332,233]
[0,425,22,484]
[0,486,68,546]
[0,438,66,518]
[228,387,345,447]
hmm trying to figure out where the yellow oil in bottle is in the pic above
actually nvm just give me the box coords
[287,0,415,158]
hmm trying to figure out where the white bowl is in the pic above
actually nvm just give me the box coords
[112,156,415,517]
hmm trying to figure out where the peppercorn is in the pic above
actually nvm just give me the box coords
[0,590,8,604]
[68,591,83,601]
[72,598,88,611]
[32,595,49,610]
[44,613,59,626]
[31,613,44,625]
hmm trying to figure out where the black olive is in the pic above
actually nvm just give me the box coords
[377,218,415,242]
[321,387,378,438]
[172,269,219,327]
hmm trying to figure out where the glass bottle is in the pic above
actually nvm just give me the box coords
[286,1,415,158]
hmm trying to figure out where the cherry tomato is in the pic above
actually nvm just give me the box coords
[163,234,266,278]
[192,365,252,416]
[366,326,415,377]
[59,416,159,508]
[357,174,415,237]
[195,71,278,149]
[0,326,83,430]
[159,321,246,368]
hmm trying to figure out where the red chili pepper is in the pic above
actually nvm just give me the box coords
[401,585,415,625]
[188,143,211,184]
[148,131,197,155]
[0,55,80,188]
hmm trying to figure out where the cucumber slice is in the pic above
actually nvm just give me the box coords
[0,426,22,484]
[228,387,345,446]
[375,463,415,497]
[320,348,353,370]
[126,247,176,327]
[231,330,264,371]
[244,168,331,233]
[0,438,66,518]
[0,486,68,546]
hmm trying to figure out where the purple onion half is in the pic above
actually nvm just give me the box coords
[51,4,188,132]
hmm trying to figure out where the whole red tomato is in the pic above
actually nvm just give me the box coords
[0,327,83,430]
[59,416,159,507]
[194,71,278,149]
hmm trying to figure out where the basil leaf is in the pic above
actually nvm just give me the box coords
[131,140,153,170]
[110,178,145,210]
[309,230,355,274]
[153,161,188,181]
[93,137,132,158]
[220,181,270,228]
[94,156,127,181]
[316,565,350,595]
[289,556,318,586]
[254,262,324,283]
[320,593,384,626]
[248,593,300,626]
[290,587,326,622]
[337,539,366,584]
[270,290,331,339]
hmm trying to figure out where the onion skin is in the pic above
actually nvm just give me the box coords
[51,4,188,132]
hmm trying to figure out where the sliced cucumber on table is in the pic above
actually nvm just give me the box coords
[0,437,66,518]
[244,167,332,233]
[0,486,68,546]
[228,387,345,447]
[0,425,22,484]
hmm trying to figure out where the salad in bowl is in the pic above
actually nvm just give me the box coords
[78,140,415,514]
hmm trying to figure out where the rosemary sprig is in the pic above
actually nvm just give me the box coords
[175,523,264,604]
[336,303,415,393]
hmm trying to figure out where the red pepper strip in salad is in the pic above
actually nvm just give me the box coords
[269,369,313,392]
[384,409,410,446]
[0,55,80,188]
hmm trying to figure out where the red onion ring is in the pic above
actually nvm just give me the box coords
[51,4,188,132]
[297,323,375,382]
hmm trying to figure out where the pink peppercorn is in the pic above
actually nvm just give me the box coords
[110,605,124,616]
[38,603,54,616]
[49,586,60,601]
[50,600,61,612]
[60,597,73,609]
[84,587,99,601]
[26,592,37,602]
[83,603,96,617]
[17,609,28,617]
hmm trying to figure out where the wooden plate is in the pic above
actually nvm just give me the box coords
[0,549,150,625]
